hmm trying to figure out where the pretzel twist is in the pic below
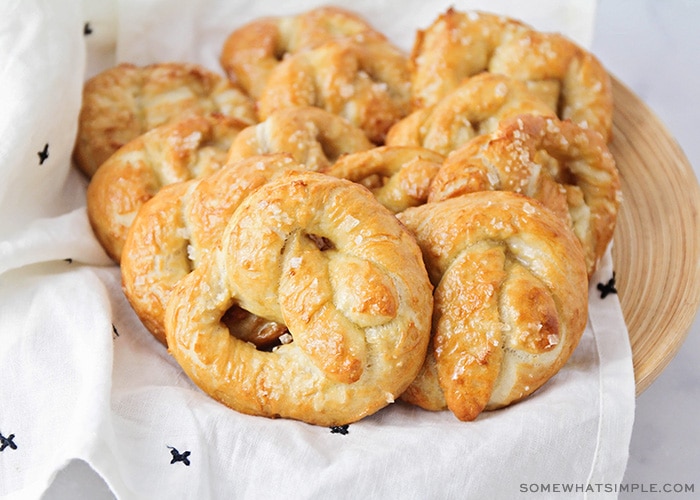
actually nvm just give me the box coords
[87,114,250,262]
[410,8,613,141]
[428,114,621,276]
[165,171,433,426]
[74,62,257,177]
[397,191,588,421]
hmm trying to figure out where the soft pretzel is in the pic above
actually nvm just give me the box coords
[385,73,555,155]
[323,146,444,213]
[74,62,257,177]
[410,8,613,141]
[428,114,621,276]
[164,171,433,426]
[257,32,411,144]
[227,106,374,171]
[397,191,588,421]
[87,113,249,262]
[220,6,380,99]
[121,154,300,346]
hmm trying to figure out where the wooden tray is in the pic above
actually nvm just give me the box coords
[609,76,700,394]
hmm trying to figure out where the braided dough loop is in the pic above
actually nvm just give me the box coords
[385,73,555,156]
[257,33,411,144]
[220,6,380,99]
[87,113,249,262]
[323,146,444,213]
[121,154,300,345]
[397,191,588,421]
[410,8,613,141]
[227,106,373,171]
[165,171,433,426]
[74,62,257,177]
[429,114,621,276]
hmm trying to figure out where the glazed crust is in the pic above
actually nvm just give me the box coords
[397,191,589,421]
[74,62,256,177]
[164,171,434,426]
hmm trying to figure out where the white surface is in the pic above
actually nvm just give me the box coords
[28,0,700,497]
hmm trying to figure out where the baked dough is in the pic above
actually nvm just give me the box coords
[164,171,433,426]
[397,191,588,421]
[410,8,613,141]
[121,154,299,345]
[323,146,444,213]
[428,114,621,276]
[227,106,374,171]
[87,113,249,262]
[257,32,411,144]
[74,62,256,177]
[220,6,380,99]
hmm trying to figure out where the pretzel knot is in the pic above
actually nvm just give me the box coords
[227,106,373,171]
[220,6,380,99]
[323,146,444,213]
[429,114,621,276]
[74,62,256,177]
[410,8,613,141]
[397,191,588,421]
[121,154,299,345]
[385,73,554,156]
[165,171,433,426]
[88,113,250,262]
[257,33,411,144]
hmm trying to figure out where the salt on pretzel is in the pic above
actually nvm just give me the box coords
[428,114,621,277]
[323,146,444,213]
[257,32,411,144]
[410,8,613,141]
[227,106,374,171]
[121,154,300,346]
[397,191,588,421]
[385,73,555,156]
[87,113,250,262]
[220,6,380,99]
[164,171,433,426]
[74,62,257,177]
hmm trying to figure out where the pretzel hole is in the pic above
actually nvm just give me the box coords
[306,233,335,251]
[221,304,291,351]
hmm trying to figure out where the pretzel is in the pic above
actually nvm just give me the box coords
[428,114,621,276]
[86,113,250,262]
[323,146,444,213]
[397,191,588,421]
[74,62,257,177]
[220,6,380,99]
[227,106,374,171]
[257,32,411,144]
[385,73,555,155]
[121,154,299,346]
[164,171,433,426]
[410,8,613,141]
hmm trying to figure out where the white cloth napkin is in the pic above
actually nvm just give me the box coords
[0,1,635,498]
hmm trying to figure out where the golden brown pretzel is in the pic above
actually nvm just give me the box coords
[164,171,433,426]
[397,191,589,421]
[121,154,299,345]
[227,106,374,171]
[385,73,555,155]
[323,146,444,213]
[428,114,621,276]
[410,8,613,141]
[257,33,411,144]
[220,6,380,99]
[74,62,257,177]
[86,113,249,262]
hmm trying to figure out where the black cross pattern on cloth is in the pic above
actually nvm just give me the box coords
[0,432,17,452]
[112,324,120,339]
[168,446,191,466]
[37,143,49,165]
[597,272,618,299]
[84,22,93,35]
[330,425,349,435]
